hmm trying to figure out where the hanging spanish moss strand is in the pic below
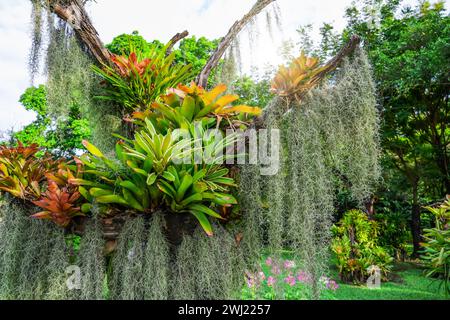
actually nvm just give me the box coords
[238,163,264,269]
[16,219,57,299]
[29,0,44,83]
[45,22,121,152]
[110,216,146,300]
[285,108,334,299]
[76,217,106,300]
[142,213,170,300]
[194,226,241,299]
[261,101,286,257]
[323,50,381,204]
[237,49,380,300]
[45,228,72,300]
[0,199,32,299]
[171,234,197,300]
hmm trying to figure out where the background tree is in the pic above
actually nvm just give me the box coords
[106,31,274,108]
[299,0,449,257]
[13,85,91,157]
[345,0,449,257]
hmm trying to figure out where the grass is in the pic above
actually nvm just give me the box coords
[321,262,447,300]
[242,254,448,300]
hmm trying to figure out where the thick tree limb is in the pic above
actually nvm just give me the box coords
[166,30,189,56]
[196,0,276,87]
[307,35,361,88]
[49,0,112,66]
[49,1,190,65]
[254,35,361,128]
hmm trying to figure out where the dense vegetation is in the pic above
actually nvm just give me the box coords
[0,0,448,300]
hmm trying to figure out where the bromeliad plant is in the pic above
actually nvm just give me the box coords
[69,140,155,213]
[0,142,59,201]
[133,82,262,131]
[92,45,193,112]
[32,162,87,227]
[157,165,237,236]
[72,117,239,235]
[271,52,326,102]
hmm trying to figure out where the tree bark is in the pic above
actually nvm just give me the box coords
[50,0,112,66]
[166,30,189,56]
[196,0,276,87]
[254,35,361,128]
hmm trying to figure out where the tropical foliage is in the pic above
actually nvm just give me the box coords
[271,52,325,101]
[70,117,239,235]
[331,210,393,283]
[134,82,261,132]
[13,85,91,156]
[92,48,193,112]
[422,196,450,296]
[0,143,58,201]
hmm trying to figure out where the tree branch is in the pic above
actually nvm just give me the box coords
[166,30,189,56]
[254,35,361,128]
[49,0,112,66]
[196,0,276,87]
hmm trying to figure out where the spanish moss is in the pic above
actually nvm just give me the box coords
[76,217,106,300]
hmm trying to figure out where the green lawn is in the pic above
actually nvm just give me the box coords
[242,256,448,300]
[321,262,447,300]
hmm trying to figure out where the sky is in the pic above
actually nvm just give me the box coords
[0,0,442,134]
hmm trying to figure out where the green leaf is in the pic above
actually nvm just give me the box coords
[122,188,145,211]
[181,95,196,121]
[96,195,128,205]
[120,180,144,198]
[81,203,92,213]
[146,172,157,186]
[82,140,105,158]
[176,174,193,202]
[189,211,213,236]
[188,203,223,219]
[162,170,176,182]
[90,188,114,197]
[157,181,176,198]
[180,193,203,206]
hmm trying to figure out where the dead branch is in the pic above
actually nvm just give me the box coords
[254,35,361,128]
[196,0,276,87]
[49,0,112,66]
[166,30,189,56]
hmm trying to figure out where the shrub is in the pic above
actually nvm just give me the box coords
[72,121,239,236]
[331,209,393,283]
[92,48,193,112]
[32,162,87,227]
[0,143,59,201]
[422,196,450,296]
[133,82,262,132]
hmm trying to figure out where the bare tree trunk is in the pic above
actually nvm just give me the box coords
[166,30,189,56]
[411,177,422,258]
[50,0,112,66]
[196,0,276,87]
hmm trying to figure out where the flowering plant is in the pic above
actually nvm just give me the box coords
[243,257,339,300]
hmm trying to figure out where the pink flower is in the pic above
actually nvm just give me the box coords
[284,274,296,287]
[296,270,312,283]
[271,265,281,275]
[265,257,273,266]
[267,276,276,287]
[283,260,295,269]
[327,280,339,291]
[258,271,266,281]
[246,278,255,288]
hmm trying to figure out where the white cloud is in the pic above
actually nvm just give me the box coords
[0,0,36,133]
[1,0,446,132]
